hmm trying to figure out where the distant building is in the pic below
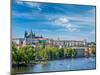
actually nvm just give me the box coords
[87,42,96,47]
[12,30,87,48]
[12,30,50,47]
[12,38,24,46]
[50,39,87,48]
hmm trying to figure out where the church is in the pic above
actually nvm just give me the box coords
[12,30,50,47]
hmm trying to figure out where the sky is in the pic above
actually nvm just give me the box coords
[12,0,96,42]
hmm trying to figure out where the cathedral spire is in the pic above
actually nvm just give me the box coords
[24,30,28,38]
[29,29,33,38]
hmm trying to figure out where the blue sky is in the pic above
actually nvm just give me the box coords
[12,0,96,42]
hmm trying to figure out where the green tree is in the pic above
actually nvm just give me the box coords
[71,48,77,57]
[59,48,64,59]
[12,42,18,64]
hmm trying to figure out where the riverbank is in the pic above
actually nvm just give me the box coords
[12,56,96,68]
[12,57,96,74]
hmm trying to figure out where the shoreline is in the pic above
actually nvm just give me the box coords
[12,56,96,67]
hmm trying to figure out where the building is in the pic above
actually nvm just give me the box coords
[12,30,87,48]
[50,39,87,48]
[12,30,50,47]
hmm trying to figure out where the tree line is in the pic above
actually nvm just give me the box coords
[12,42,77,65]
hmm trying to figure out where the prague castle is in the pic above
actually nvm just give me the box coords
[12,30,88,48]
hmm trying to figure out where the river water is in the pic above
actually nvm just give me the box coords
[13,57,96,74]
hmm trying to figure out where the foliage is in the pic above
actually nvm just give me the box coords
[12,42,35,64]
[12,42,77,64]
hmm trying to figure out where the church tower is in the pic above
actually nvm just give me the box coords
[29,29,33,38]
[24,30,28,38]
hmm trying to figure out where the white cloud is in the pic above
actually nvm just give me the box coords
[52,7,95,27]
[15,1,42,11]
[54,17,69,24]
[24,2,42,11]
[25,2,41,8]
[66,23,79,32]
[44,12,95,31]
[15,0,24,4]
[51,5,95,26]
[52,16,79,32]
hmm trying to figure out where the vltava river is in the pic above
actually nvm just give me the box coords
[13,57,96,73]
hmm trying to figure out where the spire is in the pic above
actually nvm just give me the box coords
[29,29,33,38]
[24,30,28,38]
